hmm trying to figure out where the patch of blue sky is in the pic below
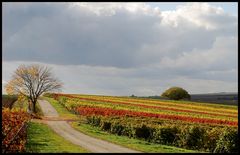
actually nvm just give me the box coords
[148,2,237,16]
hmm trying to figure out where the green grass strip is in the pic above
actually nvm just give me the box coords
[12,100,44,117]
[26,121,89,153]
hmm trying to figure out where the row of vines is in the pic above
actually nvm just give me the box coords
[86,115,238,152]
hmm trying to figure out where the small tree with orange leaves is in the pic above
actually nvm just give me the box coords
[5,64,62,113]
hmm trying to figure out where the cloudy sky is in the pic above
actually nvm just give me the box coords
[2,2,238,96]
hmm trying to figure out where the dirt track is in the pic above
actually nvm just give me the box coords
[38,100,141,153]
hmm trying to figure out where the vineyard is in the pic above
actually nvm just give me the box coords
[2,108,31,153]
[2,94,31,153]
[44,93,238,153]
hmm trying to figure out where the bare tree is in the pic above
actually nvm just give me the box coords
[5,64,62,113]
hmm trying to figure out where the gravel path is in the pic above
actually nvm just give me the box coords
[38,99,141,153]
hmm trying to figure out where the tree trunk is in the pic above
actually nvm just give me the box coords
[27,99,34,114]
[32,100,37,113]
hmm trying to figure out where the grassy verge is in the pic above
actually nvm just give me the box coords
[12,100,28,110]
[12,100,44,118]
[35,101,44,117]
[26,121,89,153]
[46,97,199,153]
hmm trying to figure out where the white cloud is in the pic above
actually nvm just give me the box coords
[69,2,160,16]
[161,2,236,30]
[158,36,237,71]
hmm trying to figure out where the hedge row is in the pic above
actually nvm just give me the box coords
[86,116,238,153]
[2,95,18,109]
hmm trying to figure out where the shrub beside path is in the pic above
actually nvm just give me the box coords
[37,99,141,153]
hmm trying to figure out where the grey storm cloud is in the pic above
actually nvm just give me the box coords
[2,2,238,95]
[3,2,237,68]
[3,2,163,68]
